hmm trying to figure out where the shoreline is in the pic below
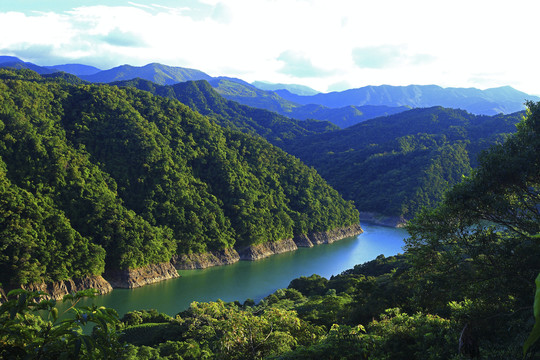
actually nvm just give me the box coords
[1,224,363,300]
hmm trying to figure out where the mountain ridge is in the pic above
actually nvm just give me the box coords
[275,84,539,115]
[2,55,536,118]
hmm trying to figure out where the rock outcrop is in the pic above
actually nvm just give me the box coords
[14,275,113,300]
[238,238,298,261]
[172,248,240,270]
[293,224,364,247]
[104,262,179,289]
[172,224,364,267]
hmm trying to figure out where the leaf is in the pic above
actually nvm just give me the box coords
[17,292,27,309]
[523,322,540,358]
[7,289,27,297]
[51,307,58,322]
[73,338,82,357]
[523,272,540,356]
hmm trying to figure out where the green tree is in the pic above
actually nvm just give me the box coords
[0,289,121,359]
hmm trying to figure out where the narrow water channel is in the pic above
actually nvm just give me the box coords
[77,223,408,317]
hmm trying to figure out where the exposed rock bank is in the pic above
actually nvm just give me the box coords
[1,224,365,300]
[11,275,113,301]
[238,238,298,261]
[171,248,240,270]
[172,224,364,267]
[358,212,407,228]
[104,262,179,289]
[293,223,364,247]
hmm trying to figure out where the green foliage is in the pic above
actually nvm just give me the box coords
[288,274,329,296]
[111,78,338,146]
[120,309,173,327]
[0,289,121,359]
[283,106,523,218]
[523,272,540,357]
[405,101,540,358]
[118,300,326,359]
[363,309,457,360]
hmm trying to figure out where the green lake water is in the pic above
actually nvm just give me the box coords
[76,223,408,317]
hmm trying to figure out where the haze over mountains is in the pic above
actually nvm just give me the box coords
[1,56,537,127]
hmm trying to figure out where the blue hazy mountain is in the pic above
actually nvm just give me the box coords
[251,81,320,96]
[275,84,540,115]
[44,63,102,76]
[3,55,537,119]
[210,78,409,127]
[79,63,213,85]
[0,56,55,74]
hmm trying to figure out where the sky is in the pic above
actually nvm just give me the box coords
[1,0,539,95]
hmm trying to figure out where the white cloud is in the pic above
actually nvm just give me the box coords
[0,0,539,95]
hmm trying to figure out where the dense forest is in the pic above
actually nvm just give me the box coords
[282,106,524,220]
[0,68,358,289]
[108,75,526,222]
[109,78,338,145]
[1,101,538,359]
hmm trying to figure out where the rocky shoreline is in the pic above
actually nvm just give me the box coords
[3,275,114,301]
[171,248,240,270]
[1,224,364,300]
[104,262,180,289]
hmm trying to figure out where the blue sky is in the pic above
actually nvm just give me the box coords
[1,0,539,95]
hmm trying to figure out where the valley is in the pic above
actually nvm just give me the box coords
[0,61,538,359]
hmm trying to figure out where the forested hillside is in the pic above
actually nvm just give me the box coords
[282,106,524,220]
[110,78,338,145]
[0,69,358,289]
[110,76,526,221]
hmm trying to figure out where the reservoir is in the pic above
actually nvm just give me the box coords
[78,223,407,317]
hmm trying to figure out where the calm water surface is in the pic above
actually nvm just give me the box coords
[78,223,407,317]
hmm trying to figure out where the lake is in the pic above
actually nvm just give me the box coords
[77,223,408,317]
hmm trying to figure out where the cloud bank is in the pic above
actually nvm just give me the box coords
[0,0,538,95]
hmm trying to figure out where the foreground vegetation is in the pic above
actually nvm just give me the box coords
[1,101,538,358]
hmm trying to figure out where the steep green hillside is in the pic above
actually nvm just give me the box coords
[110,78,338,145]
[282,107,524,218]
[0,69,358,287]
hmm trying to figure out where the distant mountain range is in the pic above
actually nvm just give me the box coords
[1,55,538,123]
[275,85,537,115]
[251,81,320,96]
[44,63,101,76]
[209,78,410,127]
[80,63,212,84]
